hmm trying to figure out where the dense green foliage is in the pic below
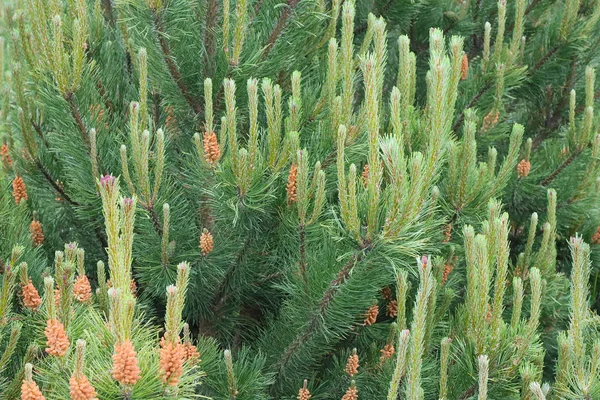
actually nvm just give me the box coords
[1,0,600,399]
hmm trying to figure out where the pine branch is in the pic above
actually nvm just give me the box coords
[30,119,51,150]
[532,58,578,150]
[34,158,109,251]
[101,0,116,28]
[540,149,582,186]
[274,247,369,376]
[254,0,265,15]
[65,93,90,148]
[152,12,202,116]
[210,237,253,317]
[456,42,567,136]
[379,0,396,15]
[95,79,114,113]
[262,0,300,60]
[452,83,492,132]
[202,0,219,79]
[531,45,561,73]
[459,383,477,399]
[33,159,79,207]
[146,204,164,237]
[152,91,161,130]
[29,121,111,253]
[298,223,307,283]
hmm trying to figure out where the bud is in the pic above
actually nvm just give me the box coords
[482,109,499,131]
[99,174,116,191]
[361,164,370,187]
[182,323,200,364]
[592,227,600,245]
[442,262,453,285]
[478,355,489,400]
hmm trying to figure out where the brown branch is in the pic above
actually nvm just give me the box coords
[152,91,161,130]
[299,223,307,284]
[101,0,116,28]
[211,73,231,124]
[452,83,492,132]
[34,159,79,207]
[274,248,368,376]
[30,119,52,151]
[28,121,108,250]
[34,156,110,252]
[202,0,219,79]
[152,13,202,115]
[95,79,114,113]
[540,149,582,186]
[65,93,90,148]
[460,384,477,400]
[254,0,265,15]
[211,237,252,314]
[261,0,300,60]
[146,204,164,237]
[532,57,578,150]
[531,45,560,74]
[524,0,544,17]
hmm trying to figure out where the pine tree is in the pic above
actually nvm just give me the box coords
[1,0,600,398]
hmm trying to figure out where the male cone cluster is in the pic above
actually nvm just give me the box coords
[21,280,42,310]
[29,219,44,247]
[44,319,69,357]
[73,275,92,303]
[159,339,185,386]
[112,340,141,386]
[12,176,28,205]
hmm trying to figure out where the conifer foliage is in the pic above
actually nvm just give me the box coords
[1,0,600,398]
